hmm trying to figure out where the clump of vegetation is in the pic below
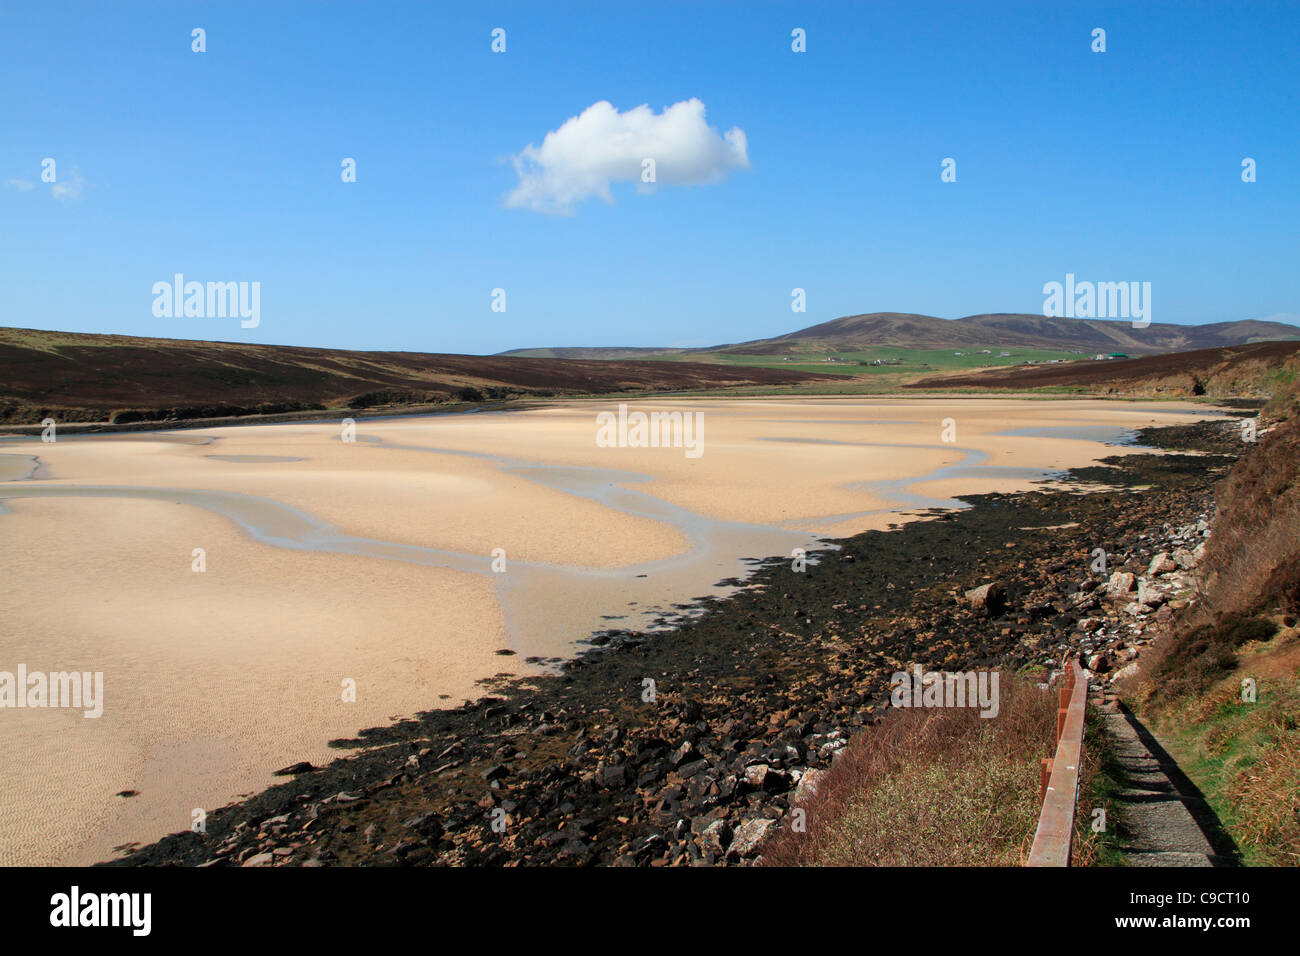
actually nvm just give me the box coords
[109,401,326,424]
[1260,355,1300,421]
[1151,662,1300,866]
[347,388,444,408]
[761,674,1115,866]
[1150,614,1278,701]
[1143,381,1300,707]
[1134,376,1300,866]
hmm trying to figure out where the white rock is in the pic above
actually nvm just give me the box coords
[700,819,731,852]
[729,818,776,858]
[1106,571,1135,600]
[793,768,827,802]
[1110,662,1140,682]
[1148,552,1177,575]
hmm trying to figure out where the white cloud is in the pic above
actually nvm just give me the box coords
[4,179,35,191]
[505,98,749,215]
[50,166,85,201]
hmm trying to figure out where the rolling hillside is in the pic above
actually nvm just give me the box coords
[905,340,1300,397]
[0,327,844,426]
[503,313,1300,358]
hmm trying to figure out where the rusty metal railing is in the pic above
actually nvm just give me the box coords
[1026,657,1088,867]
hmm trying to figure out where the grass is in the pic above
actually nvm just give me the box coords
[1081,704,1133,867]
[646,344,1086,380]
[760,674,1118,866]
[1131,376,1300,865]
[1148,638,1300,866]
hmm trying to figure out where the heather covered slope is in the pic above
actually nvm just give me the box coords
[1131,382,1300,865]
[738,313,1300,354]
[0,327,844,425]
[504,313,1300,358]
[955,314,1298,352]
[906,340,1300,397]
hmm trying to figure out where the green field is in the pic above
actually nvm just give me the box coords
[648,345,1088,379]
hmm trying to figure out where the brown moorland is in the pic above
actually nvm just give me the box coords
[905,340,1300,397]
[0,326,847,425]
[1129,376,1300,865]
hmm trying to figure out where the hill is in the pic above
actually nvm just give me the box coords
[501,313,1300,359]
[0,327,844,426]
[904,340,1300,397]
[954,314,1298,352]
[497,346,690,360]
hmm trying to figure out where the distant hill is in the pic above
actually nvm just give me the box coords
[0,327,843,426]
[500,346,689,360]
[954,314,1299,352]
[503,313,1300,357]
[905,340,1300,398]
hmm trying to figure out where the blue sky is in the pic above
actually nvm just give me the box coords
[2,1,1297,353]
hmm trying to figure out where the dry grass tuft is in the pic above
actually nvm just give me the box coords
[1133,378,1300,866]
[1152,661,1300,865]
[761,676,1110,866]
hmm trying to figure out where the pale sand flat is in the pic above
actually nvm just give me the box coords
[0,397,1225,864]
[0,496,515,866]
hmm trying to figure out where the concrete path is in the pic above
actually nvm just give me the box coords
[1099,700,1240,866]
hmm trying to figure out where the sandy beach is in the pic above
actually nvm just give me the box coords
[0,396,1225,865]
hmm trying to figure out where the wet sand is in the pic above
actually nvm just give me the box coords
[0,397,1223,864]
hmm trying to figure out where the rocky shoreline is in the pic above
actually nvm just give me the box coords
[102,416,1249,867]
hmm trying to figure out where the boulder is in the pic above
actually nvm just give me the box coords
[817,738,848,761]
[743,763,771,789]
[699,819,731,852]
[1105,571,1135,600]
[669,741,699,768]
[596,763,627,788]
[1148,552,1176,576]
[792,768,827,802]
[964,582,1007,616]
[1136,579,1164,607]
[728,818,776,859]
[273,761,319,776]
[1110,661,1140,683]
[743,763,790,793]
